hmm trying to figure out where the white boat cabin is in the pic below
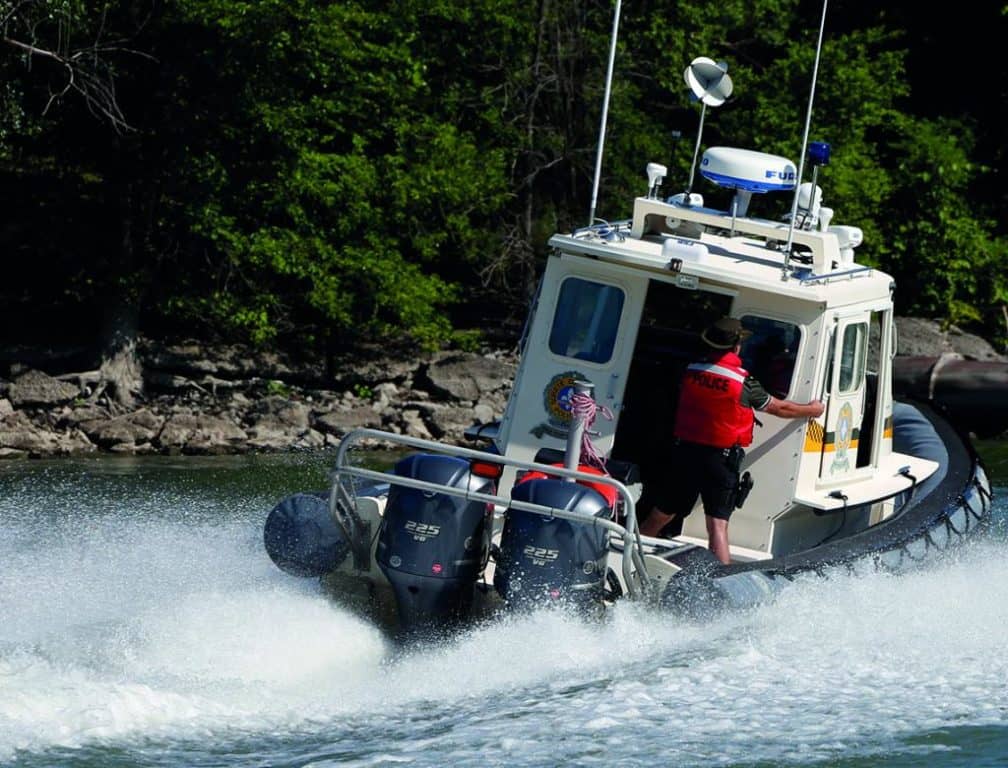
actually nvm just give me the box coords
[486,147,938,563]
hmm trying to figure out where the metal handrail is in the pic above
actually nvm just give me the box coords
[330,428,650,597]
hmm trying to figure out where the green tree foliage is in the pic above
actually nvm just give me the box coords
[622,1,1007,343]
[160,0,511,350]
[1,0,1005,360]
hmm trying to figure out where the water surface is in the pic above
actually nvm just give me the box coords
[1,452,1006,767]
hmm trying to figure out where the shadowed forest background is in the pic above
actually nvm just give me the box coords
[2,0,1006,406]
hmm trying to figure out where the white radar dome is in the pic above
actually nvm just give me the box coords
[700,147,797,194]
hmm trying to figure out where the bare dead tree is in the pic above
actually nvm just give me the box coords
[2,0,153,132]
[477,0,603,304]
[3,1,155,408]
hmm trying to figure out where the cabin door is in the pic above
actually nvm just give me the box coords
[499,258,645,466]
[819,314,869,483]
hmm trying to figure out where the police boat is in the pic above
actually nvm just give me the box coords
[263,47,995,636]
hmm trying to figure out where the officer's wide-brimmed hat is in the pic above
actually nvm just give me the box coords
[701,317,753,349]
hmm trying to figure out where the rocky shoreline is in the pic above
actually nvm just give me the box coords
[0,317,1003,459]
[0,339,519,459]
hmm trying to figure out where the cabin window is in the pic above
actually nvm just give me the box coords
[548,277,625,363]
[838,322,867,393]
[739,316,800,398]
[857,311,886,468]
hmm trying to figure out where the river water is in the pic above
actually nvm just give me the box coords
[1,449,1006,768]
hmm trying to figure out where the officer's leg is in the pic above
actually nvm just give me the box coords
[640,505,690,537]
[700,450,738,564]
[705,515,730,564]
[641,447,699,537]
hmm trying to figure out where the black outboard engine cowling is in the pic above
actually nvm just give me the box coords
[376,454,494,635]
[494,477,611,611]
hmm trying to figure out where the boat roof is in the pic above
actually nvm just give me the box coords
[549,169,894,311]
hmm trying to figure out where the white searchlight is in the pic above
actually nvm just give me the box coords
[682,56,733,201]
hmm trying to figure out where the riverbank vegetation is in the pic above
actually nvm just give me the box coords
[2,1,1006,404]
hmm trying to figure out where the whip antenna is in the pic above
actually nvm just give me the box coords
[587,0,623,227]
[782,0,829,278]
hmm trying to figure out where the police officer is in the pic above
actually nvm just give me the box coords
[640,316,825,564]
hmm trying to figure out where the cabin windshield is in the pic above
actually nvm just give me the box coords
[548,277,625,363]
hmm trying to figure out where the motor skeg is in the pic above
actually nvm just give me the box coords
[376,454,494,635]
[264,491,351,577]
[494,476,611,610]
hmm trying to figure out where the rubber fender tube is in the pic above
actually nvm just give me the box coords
[660,567,787,619]
[264,492,351,577]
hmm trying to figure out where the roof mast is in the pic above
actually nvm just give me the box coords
[587,0,623,227]
[782,0,830,279]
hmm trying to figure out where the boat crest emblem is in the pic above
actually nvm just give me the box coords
[830,401,854,473]
[531,370,587,439]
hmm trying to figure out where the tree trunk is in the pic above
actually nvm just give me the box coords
[97,299,142,410]
[99,185,143,410]
[57,291,142,410]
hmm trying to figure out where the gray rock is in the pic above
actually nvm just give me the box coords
[473,403,495,425]
[144,343,220,375]
[400,408,433,439]
[372,382,399,408]
[79,408,165,449]
[418,352,517,402]
[895,317,1005,361]
[0,410,94,455]
[58,404,112,427]
[0,411,57,453]
[8,369,80,407]
[143,340,316,383]
[313,405,383,436]
[342,356,418,388]
[243,397,314,450]
[155,412,200,449]
[144,371,200,392]
[181,416,250,454]
[130,408,164,431]
[156,412,248,454]
[249,396,311,430]
[421,402,491,441]
[244,426,295,450]
[244,398,311,449]
[291,428,326,450]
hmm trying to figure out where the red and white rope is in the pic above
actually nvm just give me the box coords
[570,391,613,472]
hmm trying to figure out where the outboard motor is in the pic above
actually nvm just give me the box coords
[494,475,611,612]
[376,454,495,635]
[264,491,352,577]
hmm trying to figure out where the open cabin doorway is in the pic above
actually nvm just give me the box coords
[610,280,731,514]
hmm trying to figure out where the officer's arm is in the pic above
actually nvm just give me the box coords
[762,397,825,419]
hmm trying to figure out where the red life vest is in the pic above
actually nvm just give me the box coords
[673,351,755,448]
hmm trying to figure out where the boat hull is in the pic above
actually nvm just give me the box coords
[262,400,993,634]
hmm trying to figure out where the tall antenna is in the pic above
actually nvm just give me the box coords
[782,0,830,278]
[587,0,623,227]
